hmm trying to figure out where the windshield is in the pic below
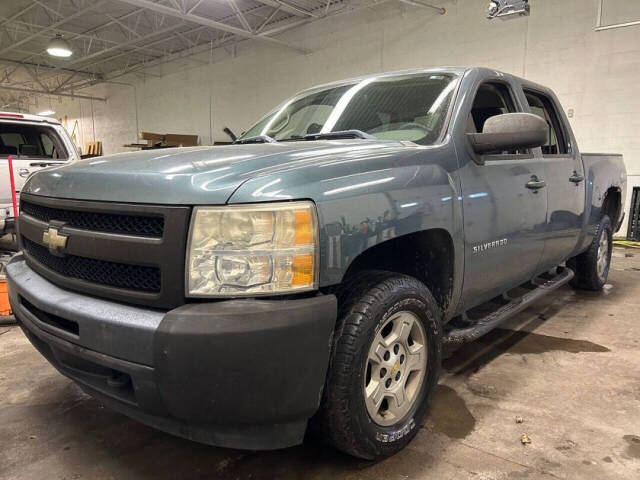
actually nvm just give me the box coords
[241,72,459,144]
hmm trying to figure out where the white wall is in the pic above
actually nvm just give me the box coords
[50,0,640,233]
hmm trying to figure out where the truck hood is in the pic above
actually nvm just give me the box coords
[23,140,408,205]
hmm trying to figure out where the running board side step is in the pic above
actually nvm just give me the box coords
[443,267,574,344]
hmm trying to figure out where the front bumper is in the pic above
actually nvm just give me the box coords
[6,255,337,450]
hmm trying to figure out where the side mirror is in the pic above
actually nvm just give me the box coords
[467,113,547,154]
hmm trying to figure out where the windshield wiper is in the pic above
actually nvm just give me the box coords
[303,130,376,141]
[223,127,237,142]
[234,134,277,145]
[240,130,375,144]
[279,135,305,142]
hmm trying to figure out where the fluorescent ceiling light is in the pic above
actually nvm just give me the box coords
[37,110,56,116]
[47,35,72,57]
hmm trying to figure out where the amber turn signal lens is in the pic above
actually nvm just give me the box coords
[292,254,314,286]
[294,210,313,245]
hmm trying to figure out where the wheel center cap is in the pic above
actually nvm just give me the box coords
[391,361,400,374]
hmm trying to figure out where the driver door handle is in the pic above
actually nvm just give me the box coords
[569,171,584,184]
[526,176,546,191]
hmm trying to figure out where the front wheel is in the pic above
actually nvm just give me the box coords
[568,214,613,290]
[314,272,442,460]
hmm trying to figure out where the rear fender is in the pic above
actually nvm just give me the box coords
[578,154,627,251]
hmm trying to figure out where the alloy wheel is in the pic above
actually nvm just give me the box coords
[363,311,428,427]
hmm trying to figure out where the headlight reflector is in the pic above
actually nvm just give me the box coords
[186,202,318,296]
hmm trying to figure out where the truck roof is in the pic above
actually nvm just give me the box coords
[0,111,61,124]
[299,67,469,93]
[299,67,552,97]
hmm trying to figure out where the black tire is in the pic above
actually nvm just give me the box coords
[568,214,612,291]
[314,271,442,460]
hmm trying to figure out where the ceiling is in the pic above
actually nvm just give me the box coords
[0,0,445,110]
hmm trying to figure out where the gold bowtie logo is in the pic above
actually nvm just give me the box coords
[43,226,68,256]
[391,361,399,374]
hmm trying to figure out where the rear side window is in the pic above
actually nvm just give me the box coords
[524,91,568,155]
[0,123,68,160]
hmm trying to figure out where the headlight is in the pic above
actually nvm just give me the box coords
[186,201,318,296]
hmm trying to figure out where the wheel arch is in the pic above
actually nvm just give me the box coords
[339,228,455,316]
[601,186,622,228]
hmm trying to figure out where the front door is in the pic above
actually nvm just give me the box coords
[457,80,548,310]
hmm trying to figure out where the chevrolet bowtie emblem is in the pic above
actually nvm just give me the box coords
[43,226,68,256]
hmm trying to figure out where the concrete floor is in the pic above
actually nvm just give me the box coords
[1,248,639,480]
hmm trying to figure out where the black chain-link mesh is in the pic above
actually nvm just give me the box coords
[23,237,161,293]
[21,201,164,238]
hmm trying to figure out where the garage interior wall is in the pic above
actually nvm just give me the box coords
[49,0,640,234]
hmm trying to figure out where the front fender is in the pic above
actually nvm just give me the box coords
[227,142,463,290]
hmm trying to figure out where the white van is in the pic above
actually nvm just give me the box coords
[0,112,80,225]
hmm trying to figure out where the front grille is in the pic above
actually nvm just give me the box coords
[21,201,164,238]
[19,194,191,309]
[23,237,161,293]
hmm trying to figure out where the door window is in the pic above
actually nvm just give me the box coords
[469,83,516,132]
[0,133,24,155]
[468,82,525,154]
[524,91,568,155]
[40,133,55,156]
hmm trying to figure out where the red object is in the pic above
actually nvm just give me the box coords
[7,155,18,218]
[0,113,24,119]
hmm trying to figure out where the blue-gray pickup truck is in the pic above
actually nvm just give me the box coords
[7,67,626,460]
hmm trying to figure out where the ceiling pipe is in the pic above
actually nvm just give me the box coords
[116,0,310,54]
[0,57,99,80]
[0,84,106,102]
[398,0,446,14]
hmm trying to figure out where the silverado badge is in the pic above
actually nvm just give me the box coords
[473,238,508,254]
[43,226,68,256]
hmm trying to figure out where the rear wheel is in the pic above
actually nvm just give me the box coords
[568,215,612,291]
[315,271,442,460]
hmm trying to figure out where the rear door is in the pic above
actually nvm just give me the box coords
[456,75,547,309]
[523,88,585,269]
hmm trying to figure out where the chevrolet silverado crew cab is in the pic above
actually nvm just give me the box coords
[7,67,626,460]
